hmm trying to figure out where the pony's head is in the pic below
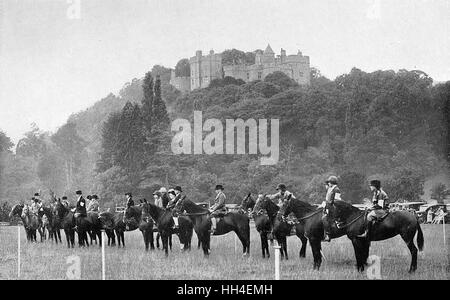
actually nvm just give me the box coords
[328,200,358,220]
[279,196,315,217]
[258,195,279,216]
[9,204,24,219]
[240,193,255,211]
[98,211,114,230]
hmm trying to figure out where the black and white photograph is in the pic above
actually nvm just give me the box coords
[0,0,449,283]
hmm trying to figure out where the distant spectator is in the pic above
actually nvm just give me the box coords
[427,209,434,223]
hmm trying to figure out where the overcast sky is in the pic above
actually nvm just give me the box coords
[1,0,449,145]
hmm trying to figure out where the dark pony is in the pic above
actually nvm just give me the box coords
[9,204,30,240]
[279,197,348,269]
[38,206,62,243]
[241,194,273,258]
[141,201,193,257]
[54,201,76,248]
[124,203,155,251]
[98,211,126,247]
[177,197,250,257]
[257,195,309,260]
[328,200,424,273]
[21,205,40,242]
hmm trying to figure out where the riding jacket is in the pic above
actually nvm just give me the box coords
[75,196,87,217]
[371,189,389,209]
[210,191,227,214]
[325,185,341,204]
[267,190,295,207]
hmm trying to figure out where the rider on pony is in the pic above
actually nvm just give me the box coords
[320,175,342,242]
[167,186,184,229]
[267,184,295,207]
[357,180,389,239]
[209,185,227,234]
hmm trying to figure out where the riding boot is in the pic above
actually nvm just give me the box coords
[357,220,372,238]
[210,218,216,235]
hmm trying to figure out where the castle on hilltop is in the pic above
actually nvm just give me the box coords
[170,44,310,92]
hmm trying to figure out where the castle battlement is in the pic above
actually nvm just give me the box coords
[170,44,310,92]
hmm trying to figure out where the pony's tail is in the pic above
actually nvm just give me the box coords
[416,222,424,252]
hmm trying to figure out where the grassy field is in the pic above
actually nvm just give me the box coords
[0,224,448,280]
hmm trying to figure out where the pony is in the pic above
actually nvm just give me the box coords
[141,201,194,257]
[241,193,273,258]
[256,195,309,260]
[54,200,76,248]
[327,200,424,273]
[279,197,348,270]
[176,197,250,257]
[123,203,155,251]
[9,204,30,240]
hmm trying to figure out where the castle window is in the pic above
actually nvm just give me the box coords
[247,73,250,80]
[258,72,262,80]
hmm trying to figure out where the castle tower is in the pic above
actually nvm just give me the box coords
[262,44,275,64]
[189,49,222,90]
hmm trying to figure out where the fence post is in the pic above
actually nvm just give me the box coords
[17,226,20,278]
[274,245,281,280]
[101,230,106,280]
[443,213,446,246]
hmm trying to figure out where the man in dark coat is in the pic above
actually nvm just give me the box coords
[75,190,87,217]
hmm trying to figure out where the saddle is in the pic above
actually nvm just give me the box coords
[368,208,389,222]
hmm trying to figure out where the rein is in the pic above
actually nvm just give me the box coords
[295,208,323,221]
[336,210,365,229]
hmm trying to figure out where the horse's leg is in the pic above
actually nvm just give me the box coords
[260,232,266,258]
[283,236,288,260]
[201,233,210,257]
[169,234,172,251]
[151,230,155,250]
[162,233,169,257]
[401,232,418,273]
[264,232,270,258]
[156,232,160,249]
[310,238,322,270]
[299,236,307,258]
[351,238,365,272]
[142,231,149,251]
[64,229,70,248]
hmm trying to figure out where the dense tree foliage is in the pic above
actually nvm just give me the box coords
[222,49,256,66]
[1,67,448,210]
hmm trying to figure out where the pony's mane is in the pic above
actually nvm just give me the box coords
[292,198,316,211]
[263,197,279,211]
[182,199,208,213]
[333,200,360,218]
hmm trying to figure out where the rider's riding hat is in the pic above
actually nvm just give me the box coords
[62,196,68,200]
[369,180,381,190]
[174,186,182,193]
[75,190,82,195]
[276,183,286,191]
[92,195,98,199]
[327,176,338,185]
[215,184,224,190]
[125,192,132,197]
[34,192,40,197]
